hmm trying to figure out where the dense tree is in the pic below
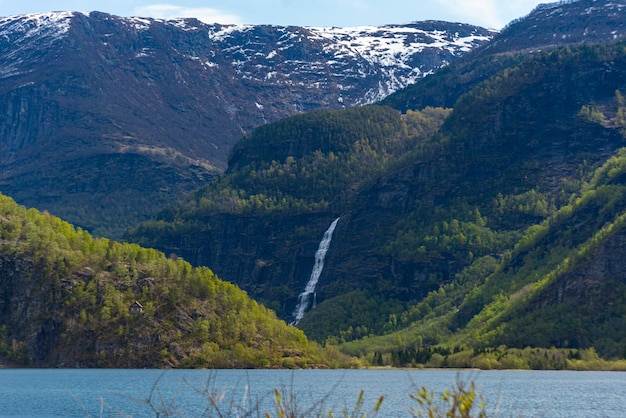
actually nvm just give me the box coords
[0,194,335,368]
[127,42,626,362]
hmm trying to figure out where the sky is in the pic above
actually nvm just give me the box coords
[0,0,551,30]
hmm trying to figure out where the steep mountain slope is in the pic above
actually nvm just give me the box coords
[308,44,626,344]
[127,0,626,353]
[126,105,450,318]
[344,146,626,362]
[0,194,330,368]
[383,0,626,112]
[329,42,626,349]
[480,0,626,55]
[0,11,493,237]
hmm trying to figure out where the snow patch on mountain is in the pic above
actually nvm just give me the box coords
[0,11,77,51]
[0,11,75,37]
[209,24,255,42]
[124,17,153,31]
[308,23,493,102]
[0,12,82,78]
[310,24,488,67]
[204,21,495,104]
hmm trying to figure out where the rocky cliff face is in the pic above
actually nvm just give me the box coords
[0,11,494,237]
[0,254,63,366]
[538,229,626,310]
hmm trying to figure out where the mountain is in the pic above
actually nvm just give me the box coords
[479,0,626,55]
[0,11,494,237]
[126,0,626,359]
[383,0,626,111]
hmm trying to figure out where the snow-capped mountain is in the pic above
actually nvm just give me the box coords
[383,0,626,113]
[0,12,494,105]
[207,21,494,105]
[0,11,494,236]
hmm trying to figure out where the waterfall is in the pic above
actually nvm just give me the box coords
[291,217,340,325]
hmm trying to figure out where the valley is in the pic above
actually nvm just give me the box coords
[4,0,626,369]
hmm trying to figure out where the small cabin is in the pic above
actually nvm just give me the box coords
[129,301,144,314]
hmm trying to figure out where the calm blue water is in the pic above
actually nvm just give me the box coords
[0,369,624,417]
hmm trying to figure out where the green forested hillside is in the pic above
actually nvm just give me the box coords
[124,105,450,323]
[0,194,334,368]
[342,147,626,366]
[330,44,626,364]
[303,43,626,348]
[127,105,449,227]
[127,40,626,365]
[379,44,626,269]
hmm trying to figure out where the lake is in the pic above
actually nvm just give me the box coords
[0,369,624,417]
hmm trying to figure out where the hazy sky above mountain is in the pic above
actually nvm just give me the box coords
[0,0,548,29]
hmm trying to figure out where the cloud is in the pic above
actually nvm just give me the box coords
[133,4,243,24]
[434,0,541,28]
[435,0,502,28]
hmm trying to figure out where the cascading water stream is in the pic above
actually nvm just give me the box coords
[291,217,340,325]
